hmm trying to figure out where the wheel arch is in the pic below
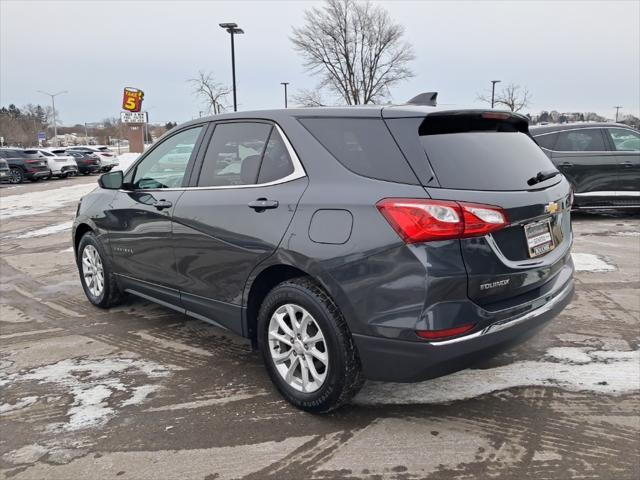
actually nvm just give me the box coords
[242,255,357,348]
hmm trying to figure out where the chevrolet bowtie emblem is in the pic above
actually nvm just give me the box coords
[545,201,559,214]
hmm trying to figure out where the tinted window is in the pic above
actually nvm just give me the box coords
[131,126,202,189]
[40,150,54,157]
[257,129,294,183]
[555,129,606,151]
[299,117,418,184]
[198,122,271,187]
[420,132,558,191]
[534,132,558,150]
[606,128,640,151]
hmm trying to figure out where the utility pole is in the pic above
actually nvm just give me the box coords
[490,80,501,109]
[613,106,622,122]
[37,90,67,146]
[219,23,244,112]
[84,123,89,145]
[280,82,290,108]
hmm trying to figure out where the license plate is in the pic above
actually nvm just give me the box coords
[524,218,555,258]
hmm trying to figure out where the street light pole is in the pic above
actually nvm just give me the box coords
[613,106,622,122]
[219,23,244,112]
[280,82,289,108]
[37,90,67,146]
[490,80,501,109]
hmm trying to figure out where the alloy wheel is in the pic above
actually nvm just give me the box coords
[268,303,329,393]
[82,245,104,297]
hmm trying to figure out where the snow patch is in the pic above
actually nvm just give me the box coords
[355,348,639,405]
[0,396,38,414]
[2,356,173,431]
[16,221,72,238]
[0,183,97,220]
[571,253,616,272]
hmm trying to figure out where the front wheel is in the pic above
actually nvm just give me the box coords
[257,277,364,413]
[77,232,124,308]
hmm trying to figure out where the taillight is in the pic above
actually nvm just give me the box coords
[376,198,508,243]
[568,188,574,209]
[416,323,476,341]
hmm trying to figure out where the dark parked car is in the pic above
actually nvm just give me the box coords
[531,123,640,209]
[73,106,574,412]
[66,150,102,174]
[0,158,10,183]
[0,148,50,183]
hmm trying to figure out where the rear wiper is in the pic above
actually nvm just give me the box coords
[527,170,560,186]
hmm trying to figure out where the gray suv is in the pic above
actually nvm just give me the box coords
[73,106,574,412]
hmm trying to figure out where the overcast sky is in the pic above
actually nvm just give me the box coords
[2,0,639,125]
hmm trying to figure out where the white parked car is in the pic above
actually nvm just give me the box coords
[39,148,78,178]
[67,145,119,172]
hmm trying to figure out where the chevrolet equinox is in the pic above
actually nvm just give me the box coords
[73,104,575,412]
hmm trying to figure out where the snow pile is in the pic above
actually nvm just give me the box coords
[0,183,97,220]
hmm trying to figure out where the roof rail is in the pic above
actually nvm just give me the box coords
[407,92,438,107]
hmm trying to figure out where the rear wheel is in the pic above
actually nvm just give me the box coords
[258,277,363,413]
[77,232,124,308]
[9,168,23,184]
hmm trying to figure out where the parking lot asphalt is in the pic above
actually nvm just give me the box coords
[0,177,638,480]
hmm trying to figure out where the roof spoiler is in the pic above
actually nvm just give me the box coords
[407,92,438,107]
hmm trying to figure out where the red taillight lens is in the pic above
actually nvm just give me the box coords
[376,198,508,243]
[416,323,476,340]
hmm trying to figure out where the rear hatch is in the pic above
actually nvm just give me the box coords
[22,150,50,172]
[384,110,573,308]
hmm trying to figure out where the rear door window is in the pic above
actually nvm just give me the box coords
[299,117,418,184]
[555,129,607,151]
[257,129,295,183]
[197,122,272,187]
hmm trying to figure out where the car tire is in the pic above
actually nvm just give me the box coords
[77,232,124,309]
[59,173,69,179]
[9,168,23,184]
[257,277,364,413]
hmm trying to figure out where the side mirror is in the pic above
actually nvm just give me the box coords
[98,170,123,190]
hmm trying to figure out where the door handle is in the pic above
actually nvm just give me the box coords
[248,198,279,212]
[620,161,633,168]
[153,199,173,211]
[559,162,573,168]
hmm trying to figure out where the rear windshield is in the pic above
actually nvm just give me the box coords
[420,131,557,190]
[298,117,418,184]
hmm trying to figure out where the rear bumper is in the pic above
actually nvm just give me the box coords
[353,276,574,382]
[25,170,50,180]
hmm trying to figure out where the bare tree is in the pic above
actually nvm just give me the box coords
[478,83,532,112]
[188,71,231,115]
[292,87,327,107]
[291,0,414,105]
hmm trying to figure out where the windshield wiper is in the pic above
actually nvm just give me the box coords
[527,170,560,186]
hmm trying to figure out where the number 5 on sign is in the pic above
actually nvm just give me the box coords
[122,87,144,112]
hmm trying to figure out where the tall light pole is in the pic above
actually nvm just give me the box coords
[613,106,622,122]
[37,90,67,145]
[219,22,244,112]
[280,82,290,108]
[490,80,501,109]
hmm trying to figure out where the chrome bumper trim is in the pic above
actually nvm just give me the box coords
[428,280,573,346]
